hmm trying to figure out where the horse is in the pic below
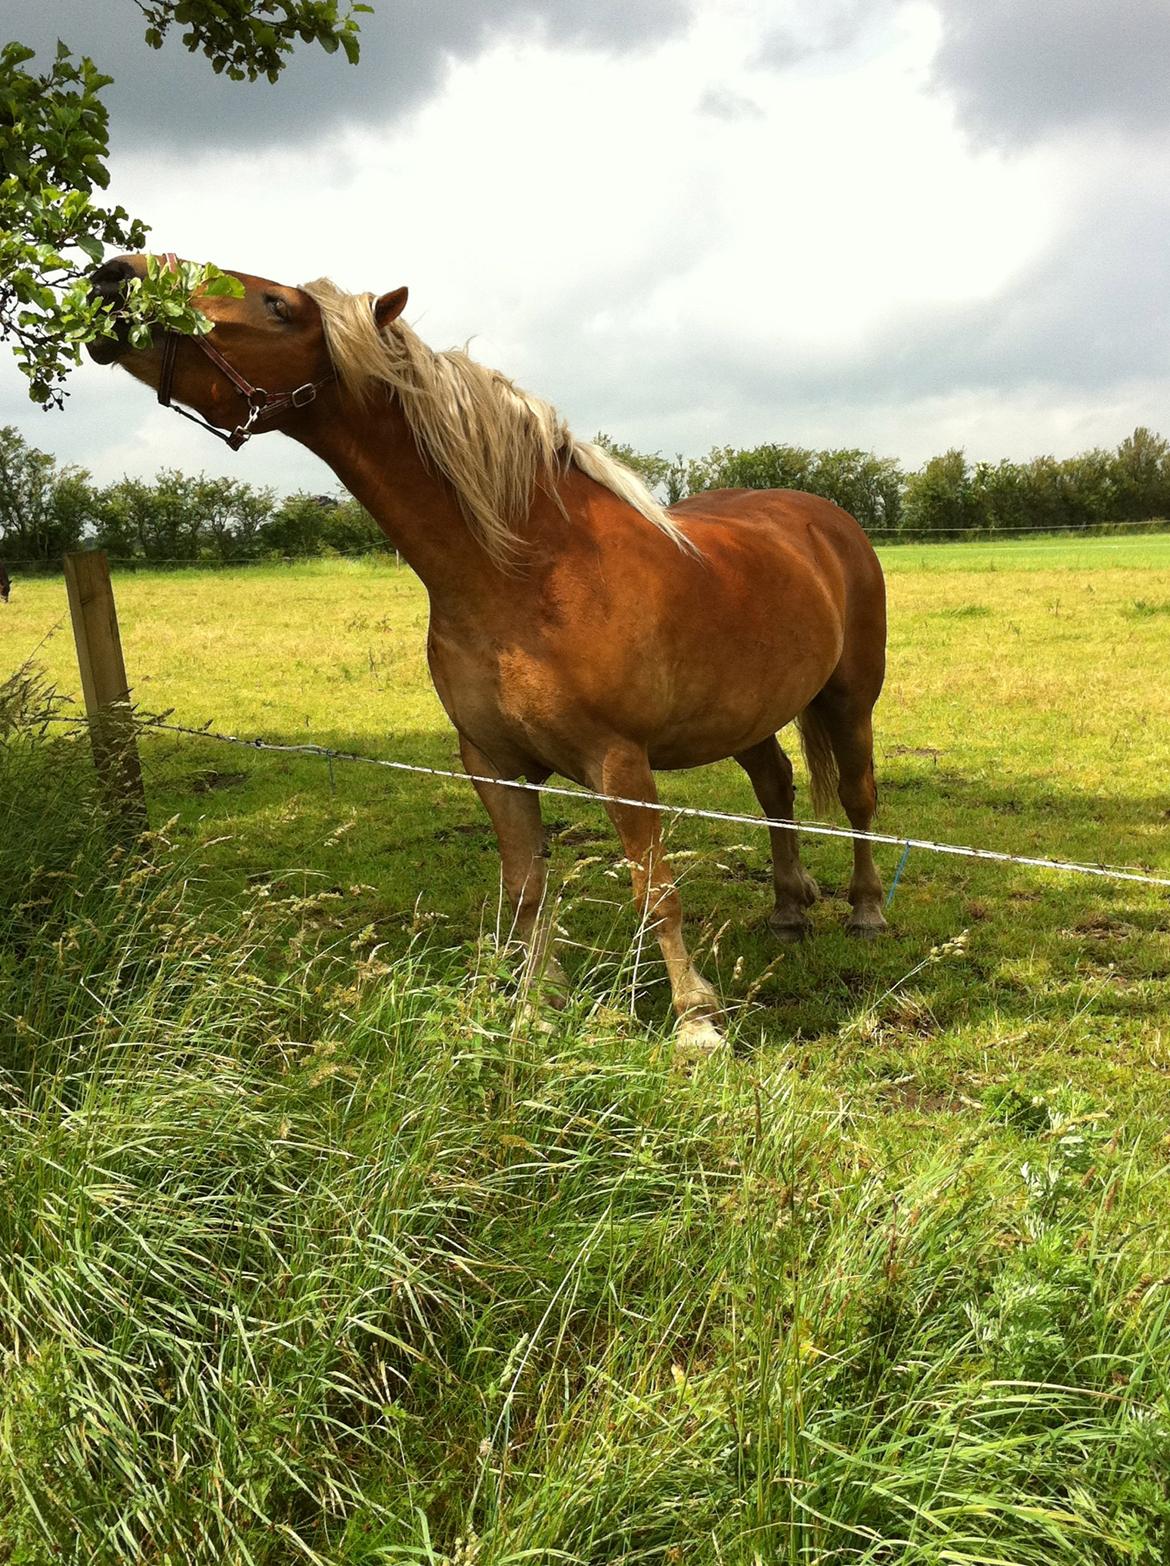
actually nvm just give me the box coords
[88,254,888,1052]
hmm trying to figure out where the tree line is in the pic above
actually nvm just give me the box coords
[601,426,1170,536]
[0,425,385,565]
[3,422,1170,567]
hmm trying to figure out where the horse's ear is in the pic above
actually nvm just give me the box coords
[373,287,408,329]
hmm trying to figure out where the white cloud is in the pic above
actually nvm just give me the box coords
[2,0,1166,490]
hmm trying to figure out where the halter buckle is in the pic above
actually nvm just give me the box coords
[290,383,318,408]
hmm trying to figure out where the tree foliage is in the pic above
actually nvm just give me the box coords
[598,427,1170,539]
[0,426,391,565]
[899,433,1170,535]
[1,2,369,408]
[0,424,98,560]
[687,442,904,532]
[136,1,368,82]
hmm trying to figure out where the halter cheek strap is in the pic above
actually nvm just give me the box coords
[155,252,335,451]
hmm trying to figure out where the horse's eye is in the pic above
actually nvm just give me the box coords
[265,294,291,323]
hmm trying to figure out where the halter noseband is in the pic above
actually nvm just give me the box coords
[154,253,335,451]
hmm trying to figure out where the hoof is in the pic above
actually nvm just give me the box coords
[767,910,809,942]
[846,912,888,940]
[531,983,568,1012]
[675,1016,726,1059]
[522,953,569,1010]
[517,986,566,1033]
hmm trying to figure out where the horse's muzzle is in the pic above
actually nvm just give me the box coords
[87,258,139,363]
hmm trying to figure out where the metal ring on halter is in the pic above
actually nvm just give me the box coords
[227,398,265,451]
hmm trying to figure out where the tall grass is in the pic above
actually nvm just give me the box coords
[2,681,1169,1564]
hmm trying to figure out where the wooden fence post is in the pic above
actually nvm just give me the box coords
[63,550,147,828]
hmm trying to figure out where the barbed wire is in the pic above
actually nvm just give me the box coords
[48,710,1170,892]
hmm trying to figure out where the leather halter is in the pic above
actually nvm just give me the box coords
[154,253,335,451]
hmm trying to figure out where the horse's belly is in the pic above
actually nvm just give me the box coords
[645,695,816,771]
[638,616,841,768]
[647,725,786,771]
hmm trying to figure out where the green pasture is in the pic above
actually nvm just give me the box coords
[3,530,1170,1563]
[5,530,1169,1079]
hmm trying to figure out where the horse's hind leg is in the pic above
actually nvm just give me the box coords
[806,695,887,935]
[735,736,819,939]
[460,735,567,1001]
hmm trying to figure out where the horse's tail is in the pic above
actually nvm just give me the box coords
[796,702,839,819]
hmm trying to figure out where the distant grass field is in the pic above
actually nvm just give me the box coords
[3,530,1170,1562]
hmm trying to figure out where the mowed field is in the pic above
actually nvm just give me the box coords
[3,531,1170,1563]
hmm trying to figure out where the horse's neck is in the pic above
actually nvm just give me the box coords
[300,398,506,605]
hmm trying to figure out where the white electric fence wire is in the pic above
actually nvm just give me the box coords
[120,716,1170,892]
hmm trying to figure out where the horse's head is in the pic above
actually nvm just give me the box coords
[88,254,408,449]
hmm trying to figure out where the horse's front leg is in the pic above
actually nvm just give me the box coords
[460,736,568,1003]
[591,743,724,1054]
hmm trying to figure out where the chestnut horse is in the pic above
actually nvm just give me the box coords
[89,255,888,1051]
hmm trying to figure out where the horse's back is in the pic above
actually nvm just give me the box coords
[669,484,882,598]
[668,486,886,702]
[670,485,875,551]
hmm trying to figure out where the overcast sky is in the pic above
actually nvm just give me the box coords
[5,0,1169,494]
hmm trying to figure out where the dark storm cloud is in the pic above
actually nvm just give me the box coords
[751,1,1170,147]
[6,0,696,150]
[929,0,1170,146]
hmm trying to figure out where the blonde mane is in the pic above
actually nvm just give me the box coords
[302,278,691,564]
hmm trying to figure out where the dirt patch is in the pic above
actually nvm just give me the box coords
[886,744,942,763]
[1065,915,1140,941]
[548,821,609,848]
[714,856,771,885]
[191,769,247,793]
[433,823,494,844]
[876,1080,965,1115]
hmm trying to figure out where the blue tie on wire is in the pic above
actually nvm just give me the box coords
[886,841,912,907]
